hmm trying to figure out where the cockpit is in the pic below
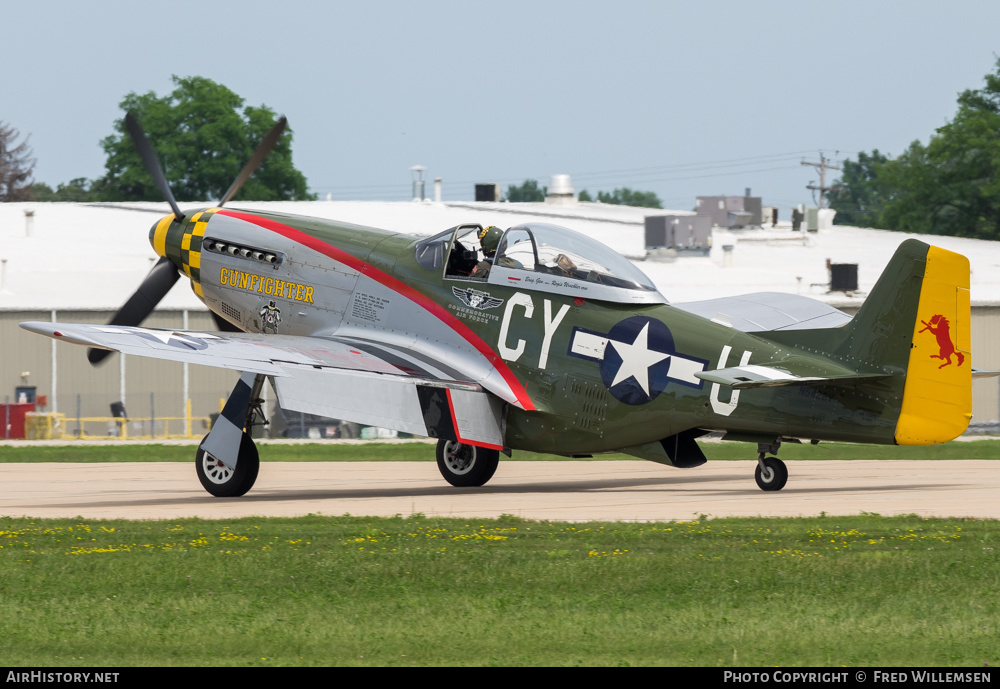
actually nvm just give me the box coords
[414,222,666,305]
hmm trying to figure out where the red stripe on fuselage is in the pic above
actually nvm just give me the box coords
[216,209,535,411]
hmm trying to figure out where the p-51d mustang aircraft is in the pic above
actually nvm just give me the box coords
[21,115,979,497]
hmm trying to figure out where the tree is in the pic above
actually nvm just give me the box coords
[32,178,96,202]
[0,122,36,202]
[578,189,594,202]
[504,179,546,202]
[826,150,891,227]
[831,57,1000,238]
[596,187,662,209]
[94,76,315,202]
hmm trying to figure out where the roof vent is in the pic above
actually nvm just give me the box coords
[829,262,858,293]
[545,174,577,206]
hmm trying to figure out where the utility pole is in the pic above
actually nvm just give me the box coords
[801,152,841,208]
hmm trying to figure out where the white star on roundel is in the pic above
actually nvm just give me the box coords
[607,322,670,396]
[132,327,178,344]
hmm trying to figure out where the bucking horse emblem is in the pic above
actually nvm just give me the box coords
[919,314,965,369]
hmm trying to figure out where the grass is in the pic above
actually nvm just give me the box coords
[0,438,998,463]
[0,513,996,666]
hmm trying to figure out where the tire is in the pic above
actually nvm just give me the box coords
[436,439,500,487]
[754,456,788,492]
[196,432,260,497]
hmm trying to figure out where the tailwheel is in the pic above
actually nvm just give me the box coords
[196,431,260,497]
[436,439,499,487]
[754,455,788,492]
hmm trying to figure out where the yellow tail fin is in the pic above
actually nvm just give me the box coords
[895,246,972,444]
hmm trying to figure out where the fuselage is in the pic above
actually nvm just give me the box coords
[150,207,905,456]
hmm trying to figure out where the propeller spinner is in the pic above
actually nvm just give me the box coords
[88,113,289,364]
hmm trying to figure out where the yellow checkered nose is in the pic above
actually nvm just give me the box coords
[147,208,219,300]
[149,213,174,258]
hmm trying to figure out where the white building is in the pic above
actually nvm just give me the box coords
[2,200,999,436]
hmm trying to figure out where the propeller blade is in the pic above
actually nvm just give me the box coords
[218,116,288,207]
[124,112,184,222]
[87,256,181,365]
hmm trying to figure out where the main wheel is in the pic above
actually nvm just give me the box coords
[196,431,260,497]
[754,456,788,492]
[436,439,500,487]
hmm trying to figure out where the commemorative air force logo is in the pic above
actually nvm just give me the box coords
[453,286,504,311]
[569,316,709,405]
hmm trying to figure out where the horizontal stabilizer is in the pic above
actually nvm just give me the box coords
[972,368,1000,379]
[696,363,889,390]
[674,292,852,332]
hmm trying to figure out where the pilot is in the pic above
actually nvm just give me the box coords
[471,226,504,279]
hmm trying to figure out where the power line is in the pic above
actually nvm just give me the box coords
[310,150,835,193]
[310,149,855,201]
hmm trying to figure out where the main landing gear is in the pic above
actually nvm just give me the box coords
[197,431,260,497]
[196,372,268,497]
[754,441,788,491]
[436,439,500,487]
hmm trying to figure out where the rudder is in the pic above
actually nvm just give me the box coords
[895,245,971,444]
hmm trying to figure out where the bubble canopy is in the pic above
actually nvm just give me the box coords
[490,223,665,304]
[415,222,666,304]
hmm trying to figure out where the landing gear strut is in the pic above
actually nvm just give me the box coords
[196,372,269,497]
[754,441,787,492]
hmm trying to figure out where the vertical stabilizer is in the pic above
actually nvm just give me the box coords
[763,239,971,445]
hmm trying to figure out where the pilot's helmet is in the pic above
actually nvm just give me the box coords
[478,225,503,257]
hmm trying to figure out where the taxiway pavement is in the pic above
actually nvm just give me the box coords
[1,460,997,521]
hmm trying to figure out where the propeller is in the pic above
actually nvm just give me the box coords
[88,112,289,364]
[87,256,180,364]
[124,113,184,222]
[219,116,287,207]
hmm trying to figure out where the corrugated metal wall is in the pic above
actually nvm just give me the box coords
[1,309,238,437]
[971,306,1000,426]
[2,306,999,438]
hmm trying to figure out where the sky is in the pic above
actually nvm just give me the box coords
[5,0,1000,212]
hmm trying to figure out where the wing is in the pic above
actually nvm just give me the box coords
[20,321,504,448]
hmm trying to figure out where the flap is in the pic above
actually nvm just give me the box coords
[273,364,504,448]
